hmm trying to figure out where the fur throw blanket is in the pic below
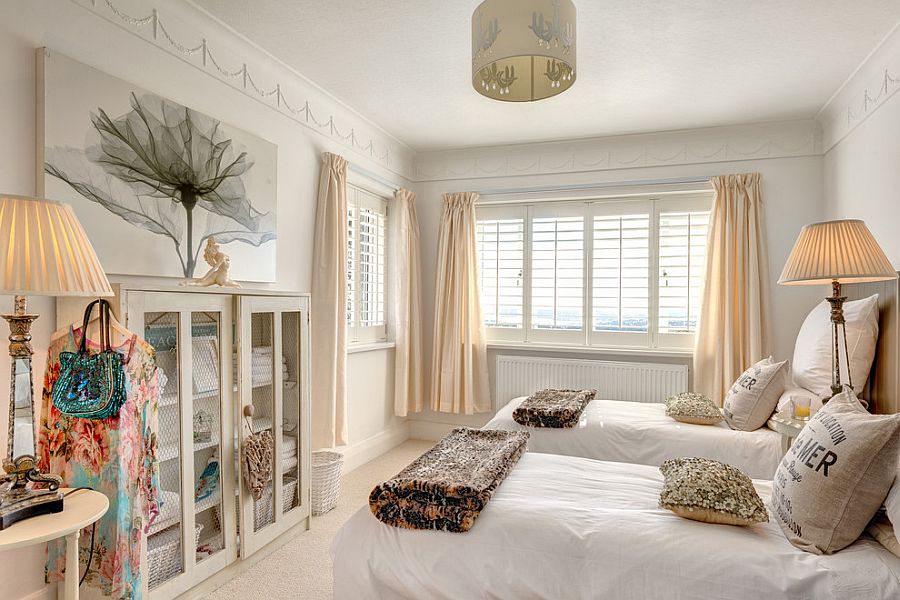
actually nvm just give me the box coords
[512,388,596,428]
[369,428,529,533]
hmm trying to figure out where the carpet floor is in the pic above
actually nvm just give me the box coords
[204,439,434,600]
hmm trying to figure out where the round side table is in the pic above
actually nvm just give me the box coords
[0,489,108,600]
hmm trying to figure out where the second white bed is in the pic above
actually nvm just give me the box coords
[484,397,783,479]
[333,453,900,600]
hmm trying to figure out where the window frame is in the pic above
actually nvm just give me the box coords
[347,183,389,345]
[475,192,713,351]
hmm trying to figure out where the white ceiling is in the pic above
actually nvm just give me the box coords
[194,0,900,152]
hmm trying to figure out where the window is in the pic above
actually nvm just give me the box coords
[476,214,524,329]
[475,194,711,350]
[347,185,387,343]
[658,211,709,337]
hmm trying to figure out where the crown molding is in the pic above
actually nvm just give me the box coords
[70,0,416,180]
[414,120,823,183]
[818,21,900,152]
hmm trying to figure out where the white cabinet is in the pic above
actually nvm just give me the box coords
[235,295,311,558]
[56,286,311,599]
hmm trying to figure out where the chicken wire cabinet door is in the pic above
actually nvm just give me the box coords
[127,291,238,600]
[236,295,311,558]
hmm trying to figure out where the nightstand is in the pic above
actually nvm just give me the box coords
[767,411,808,454]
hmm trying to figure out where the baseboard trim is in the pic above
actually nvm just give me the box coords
[408,420,457,441]
[19,585,55,600]
[338,422,411,473]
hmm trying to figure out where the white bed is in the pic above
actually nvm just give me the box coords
[331,453,900,600]
[483,397,784,479]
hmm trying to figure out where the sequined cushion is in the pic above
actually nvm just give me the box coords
[665,392,723,426]
[659,457,768,526]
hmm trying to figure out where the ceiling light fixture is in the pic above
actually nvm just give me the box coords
[472,0,577,102]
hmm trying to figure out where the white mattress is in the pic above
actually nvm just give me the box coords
[331,454,900,600]
[484,397,784,479]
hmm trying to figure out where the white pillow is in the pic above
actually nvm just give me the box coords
[776,387,823,414]
[792,294,879,400]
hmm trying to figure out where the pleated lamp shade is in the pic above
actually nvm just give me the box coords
[779,219,897,286]
[0,195,112,296]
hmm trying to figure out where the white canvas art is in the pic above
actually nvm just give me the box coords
[39,49,277,282]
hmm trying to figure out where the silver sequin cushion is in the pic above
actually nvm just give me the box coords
[665,392,723,425]
[659,457,769,526]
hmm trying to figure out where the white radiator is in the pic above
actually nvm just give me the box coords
[495,355,688,408]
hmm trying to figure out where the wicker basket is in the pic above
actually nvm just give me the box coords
[312,450,343,515]
[218,476,300,534]
[147,523,203,590]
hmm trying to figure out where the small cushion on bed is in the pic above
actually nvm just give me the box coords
[771,387,900,555]
[792,294,879,400]
[659,457,768,526]
[664,392,723,425]
[723,356,787,431]
[867,515,900,558]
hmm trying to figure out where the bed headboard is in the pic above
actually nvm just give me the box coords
[844,275,900,414]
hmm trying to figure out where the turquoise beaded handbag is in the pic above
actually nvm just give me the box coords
[51,299,127,420]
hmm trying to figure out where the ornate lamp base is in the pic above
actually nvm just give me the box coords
[0,484,63,530]
[1,295,65,529]
[0,455,64,530]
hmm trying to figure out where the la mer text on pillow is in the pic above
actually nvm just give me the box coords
[771,388,900,554]
[723,357,787,431]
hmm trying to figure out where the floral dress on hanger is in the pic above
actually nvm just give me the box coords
[38,324,160,600]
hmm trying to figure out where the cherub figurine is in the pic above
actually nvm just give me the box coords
[181,237,241,288]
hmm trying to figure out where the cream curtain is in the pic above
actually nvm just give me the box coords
[694,172,772,404]
[430,192,491,414]
[392,188,425,416]
[311,152,348,448]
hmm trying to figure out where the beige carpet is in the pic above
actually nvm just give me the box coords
[204,439,433,600]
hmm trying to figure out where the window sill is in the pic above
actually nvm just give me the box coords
[347,341,395,354]
[486,341,693,359]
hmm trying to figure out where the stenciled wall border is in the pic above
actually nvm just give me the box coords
[72,0,416,179]
[818,23,900,152]
[414,119,823,182]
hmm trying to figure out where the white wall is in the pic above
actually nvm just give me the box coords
[410,131,825,436]
[0,2,410,597]
[822,25,900,264]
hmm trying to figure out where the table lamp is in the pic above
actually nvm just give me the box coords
[779,219,897,399]
[0,194,112,529]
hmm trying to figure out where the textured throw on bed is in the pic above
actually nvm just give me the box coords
[369,427,529,533]
[512,388,596,428]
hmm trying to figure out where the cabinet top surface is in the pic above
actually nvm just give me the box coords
[110,281,308,298]
[0,490,108,549]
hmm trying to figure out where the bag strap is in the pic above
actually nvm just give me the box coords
[99,299,113,352]
[78,299,102,354]
[78,299,114,353]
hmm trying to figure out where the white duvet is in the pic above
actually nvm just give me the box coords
[484,398,784,479]
[331,454,900,600]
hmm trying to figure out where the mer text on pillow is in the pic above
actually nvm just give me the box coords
[771,387,900,554]
[723,357,787,431]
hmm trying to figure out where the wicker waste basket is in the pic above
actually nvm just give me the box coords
[311,450,344,515]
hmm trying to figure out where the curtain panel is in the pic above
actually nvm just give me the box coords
[430,192,491,414]
[311,152,349,448]
[392,188,425,416]
[694,172,772,404]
